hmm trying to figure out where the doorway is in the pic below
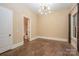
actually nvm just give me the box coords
[68,14,71,44]
[24,17,29,44]
[69,9,77,50]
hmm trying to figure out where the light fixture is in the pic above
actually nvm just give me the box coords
[38,3,51,15]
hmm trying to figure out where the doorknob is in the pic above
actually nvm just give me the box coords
[9,34,11,36]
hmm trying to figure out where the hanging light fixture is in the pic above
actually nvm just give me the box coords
[38,3,51,15]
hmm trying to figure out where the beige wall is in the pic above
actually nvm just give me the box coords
[37,9,70,40]
[0,3,37,44]
[0,3,73,44]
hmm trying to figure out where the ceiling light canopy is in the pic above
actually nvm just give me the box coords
[38,3,51,15]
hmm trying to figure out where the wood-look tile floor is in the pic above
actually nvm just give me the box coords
[0,38,79,56]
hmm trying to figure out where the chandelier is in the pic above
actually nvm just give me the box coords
[38,3,51,15]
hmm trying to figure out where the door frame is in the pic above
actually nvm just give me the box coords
[22,16,31,41]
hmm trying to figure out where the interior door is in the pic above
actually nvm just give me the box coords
[0,6,13,53]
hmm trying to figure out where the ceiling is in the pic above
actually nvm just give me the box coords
[25,3,74,14]
[0,3,74,14]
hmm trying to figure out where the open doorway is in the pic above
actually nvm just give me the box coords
[23,17,30,44]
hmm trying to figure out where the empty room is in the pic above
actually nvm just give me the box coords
[0,3,79,56]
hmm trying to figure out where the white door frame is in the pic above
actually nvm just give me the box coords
[22,15,31,41]
[71,12,77,49]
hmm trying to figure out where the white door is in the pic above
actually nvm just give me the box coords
[0,6,13,53]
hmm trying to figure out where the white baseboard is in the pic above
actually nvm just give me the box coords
[0,45,12,53]
[38,36,67,42]
[30,37,39,41]
[30,36,67,42]
[11,41,24,49]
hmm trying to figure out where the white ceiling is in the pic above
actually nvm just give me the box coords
[0,3,74,14]
[25,3,74,13]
